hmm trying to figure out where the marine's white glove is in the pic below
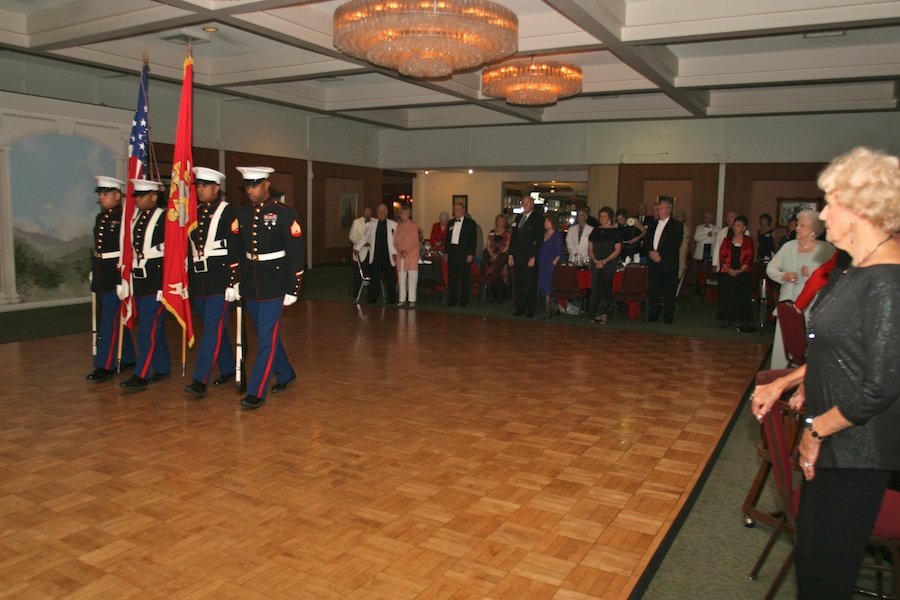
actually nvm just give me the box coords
[156,290,163,302]
[116,281,130,300]
[225,283,240,303]
[283,294,298,307]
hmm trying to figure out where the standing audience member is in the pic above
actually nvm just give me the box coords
[444,202,477,307]
[509,196,544,317]
[87,176,137,383]
[693,211,720,262]
[587,207,622,324]
[349,206,373,298]
[184,167,240,397]
[635,203,655,228]
[232,166,305,410]
[429,211,450,253]
[675,210,691,278]
[778,215,798,248]
[643,199,683,324]
[757,213,777,261]
[752,146,900,600]
[119,179,171,391]
[536,213,564,317]
[366,204,398,305]
[394,206,420,308]
[565,207,593,264]
[711,210,737,271]
[616,208,646,264]
[766,209,835,369]
[717,215,755,332]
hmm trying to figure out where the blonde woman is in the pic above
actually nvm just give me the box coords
[394,206,420,308]
[753,147,900,599]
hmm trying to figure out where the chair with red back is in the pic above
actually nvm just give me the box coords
[612,264,649,321]
[749,400,900,600]
[472,251,509,303]
[775,301,808,367]
[549,264,587,316]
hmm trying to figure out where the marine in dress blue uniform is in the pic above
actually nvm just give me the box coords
[119,179,172,391]
[86,176,136,383]
[183,167,240,398]
[233,167,305,410]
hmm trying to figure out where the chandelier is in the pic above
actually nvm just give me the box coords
[482,58,583,105]
[333,0,518,79]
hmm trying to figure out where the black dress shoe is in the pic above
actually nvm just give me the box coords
[240,395,265,409]
[86,368,114,383]
[525,312,534,318]
[147,373,170,384]
[119,375,148,391]
[512,310,525,316]
[446,302,457,307]
[271,375,297,393]
[213,373,234,386]
[647,317,659,322]
[184,381,207,397]
[664,319,673,325]
[119,362,136,371]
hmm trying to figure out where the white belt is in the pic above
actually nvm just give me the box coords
[96,251,121,259]
[246,250,286,262]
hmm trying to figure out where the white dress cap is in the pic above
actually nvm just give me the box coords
[94,176,126,192]
[130,178,164,194]
[236,166,274,182]
[192,166,225,185]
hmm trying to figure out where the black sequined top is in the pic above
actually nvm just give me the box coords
[805,263,900,470]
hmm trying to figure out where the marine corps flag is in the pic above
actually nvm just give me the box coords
[161,48,196,350]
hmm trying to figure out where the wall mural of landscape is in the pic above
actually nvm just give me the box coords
[11,133,117,304]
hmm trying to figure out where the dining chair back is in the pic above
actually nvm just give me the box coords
[612,264,649,321]
[775,301,807,367]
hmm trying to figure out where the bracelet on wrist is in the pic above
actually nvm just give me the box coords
[804,416,828,441]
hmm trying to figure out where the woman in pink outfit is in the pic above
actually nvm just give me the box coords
[394,206,420,308]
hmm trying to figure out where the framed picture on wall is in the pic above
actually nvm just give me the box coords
[340,192,357,229]
[657,195,676,205]
[776,197,823,227]
[452,195,468,211]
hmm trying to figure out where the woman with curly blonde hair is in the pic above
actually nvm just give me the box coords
[752,147,900,599]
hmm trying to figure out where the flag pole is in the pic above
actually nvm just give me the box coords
[182,329,187,377]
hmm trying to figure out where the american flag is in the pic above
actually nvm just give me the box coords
[119,59,150,331]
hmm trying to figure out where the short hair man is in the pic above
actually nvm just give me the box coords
[693,211,720,261]
[119,179,171,391]
[443,202,477,307]
[232,167,306,409]
[642,199,683,324]
[365,204,398,305]
[183,167,241,398]
[509,196,544,317]
[86,176,137,383]
[349,206,373,299]
[566,207,594,263]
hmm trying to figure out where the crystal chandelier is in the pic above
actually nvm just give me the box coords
[482,58,583,105]
[333,0,518,79]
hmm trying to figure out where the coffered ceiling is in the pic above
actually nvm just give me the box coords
[1,0,898,130]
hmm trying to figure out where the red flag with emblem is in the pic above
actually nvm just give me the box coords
[161,48,196,347]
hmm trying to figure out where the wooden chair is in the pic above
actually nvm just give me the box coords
[612,264,648,321]
[549,264,587,316]
[775,301,807,367]
[675,259,702,317]
[472,251,508,303]
[748,401,900,600]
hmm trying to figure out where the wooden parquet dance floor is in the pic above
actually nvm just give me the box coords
[0,301,768,599]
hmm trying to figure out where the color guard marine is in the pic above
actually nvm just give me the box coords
[232,166,305,410]
[119,179,172,391]
[86,176,136,383]
[183,167,241,398]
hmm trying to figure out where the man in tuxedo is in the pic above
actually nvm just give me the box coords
[508,196,544,317]
[643,199,683,324]
[711,210,737,270]
[349,206,372,298]
[366,203,397,304]
[693,211,720,261]
[636,203,655,228]
[444,202,477,307]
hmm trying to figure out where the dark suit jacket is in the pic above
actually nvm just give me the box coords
[643,217,683,272]
[446,217,477,257]
[510,210,544,262]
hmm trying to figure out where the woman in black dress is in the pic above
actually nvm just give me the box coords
[588,207,622,324]
[757,213,777,261]
[717,215,755,331]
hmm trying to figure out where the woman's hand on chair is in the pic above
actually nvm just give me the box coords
[788,383,806,412]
